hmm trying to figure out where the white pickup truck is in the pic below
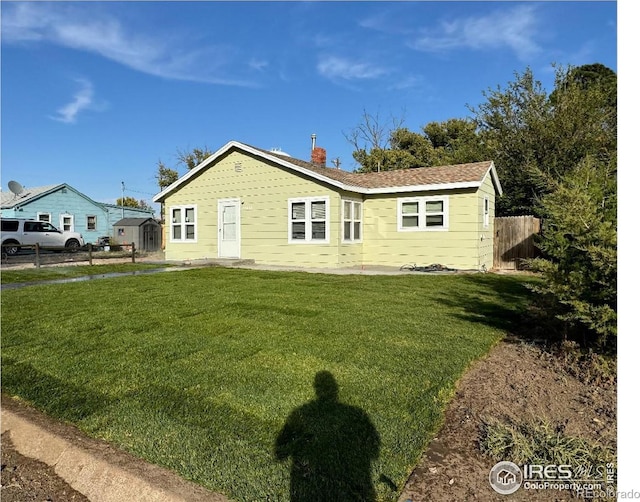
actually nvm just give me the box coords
[1,218,85,255]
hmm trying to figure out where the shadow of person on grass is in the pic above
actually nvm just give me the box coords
[275,371,380,502]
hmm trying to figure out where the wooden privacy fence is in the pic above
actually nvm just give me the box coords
[494,216,541,270]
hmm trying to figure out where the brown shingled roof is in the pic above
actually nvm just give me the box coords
[248,143,494,190]
[154,140,500,202]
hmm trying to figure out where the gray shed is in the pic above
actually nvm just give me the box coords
[113,218,161,251]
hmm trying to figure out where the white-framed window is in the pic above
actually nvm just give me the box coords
[397,196,449,231]
[288,196,329,243]
[37,212,51,223]
[483,197,490,228]
[87,215,97,231]
[60,214,74,232]
[342,199,362,243]
[170,205,197,242]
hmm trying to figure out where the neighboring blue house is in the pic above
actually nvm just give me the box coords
[0,183,155,245]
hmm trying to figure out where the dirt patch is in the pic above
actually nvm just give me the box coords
[1,433,89,502]
[1,338,615,502]
[400,338,616,502]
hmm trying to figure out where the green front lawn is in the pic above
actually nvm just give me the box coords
[1,268,535,501]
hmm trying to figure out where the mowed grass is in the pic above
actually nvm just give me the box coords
[1,268,535,501]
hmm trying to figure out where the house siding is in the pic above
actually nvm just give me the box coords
[1,187,155,245]
[158,144,500,271]
[476,171,496,270]
[1,187,110,244]
[163,151,347,267]
[362,188,486,270]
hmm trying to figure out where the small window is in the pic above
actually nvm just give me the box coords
[60,214,74,232]
[425,200,445,227]
[398,196,449,231]
[288,197,329,243]
[342,200,362,242]
[401,201,420,228]
[37,213,51,223]
[87,215,97,231]
[483,197,490,227]
[170,206,197,242]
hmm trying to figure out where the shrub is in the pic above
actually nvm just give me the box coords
[526,155,616,352]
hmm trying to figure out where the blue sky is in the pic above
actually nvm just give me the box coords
[1,1,618,209]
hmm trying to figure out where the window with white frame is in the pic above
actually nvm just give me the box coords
[342,200,362,242]
[37,212,51,223]
[87,215,97,231]
[170,205,197,242]
[483,197,490,228]
[60,214,74,232]
[288,197,329,243]
[398,196,449,231]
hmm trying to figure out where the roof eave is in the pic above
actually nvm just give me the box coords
[0,183,66,208]
[481,161,503,196]
[362,181,483,195]
[153,141,352,202]
[152,142,503,200]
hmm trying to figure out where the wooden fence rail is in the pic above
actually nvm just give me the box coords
[494,216,541,270]
[1,243,136,268]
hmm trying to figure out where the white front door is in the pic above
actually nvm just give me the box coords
[218,199,241,258]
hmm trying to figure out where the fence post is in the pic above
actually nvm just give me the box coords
[88,243,93,266]
[131,242,136,263]
[35,243,41,269]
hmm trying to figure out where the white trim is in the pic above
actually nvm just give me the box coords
[60,213,74,232]
[397,195,449,232]
[153,141,502,201]
[36,212,51,223]
[341,198,363,244]
[480,161,503,196]
[288,196,330,244]
[217,198,241,258]
[169,205,198,243]
[364,180,483,194]
[483,196,490,228]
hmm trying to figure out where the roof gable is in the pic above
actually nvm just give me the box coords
[153,140,502,202]
[114,217,157,226]
[0,183,101,209]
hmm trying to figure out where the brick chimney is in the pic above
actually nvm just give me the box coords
[310,133,326,167]
[311,147,327,167]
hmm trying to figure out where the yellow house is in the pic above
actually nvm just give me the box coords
[153,141,502,270]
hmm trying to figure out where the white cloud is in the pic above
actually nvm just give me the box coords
[317,55,387,81]
[410,5,541,61]
[1,3,255,87]
[249,58,269,71]
[50,78,95,124]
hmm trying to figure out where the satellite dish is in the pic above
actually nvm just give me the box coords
[8,180,24,196]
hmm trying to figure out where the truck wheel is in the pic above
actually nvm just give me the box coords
[65,239,80,252]
[2,240,20,255]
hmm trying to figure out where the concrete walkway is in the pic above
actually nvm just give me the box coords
[1,395,229,502]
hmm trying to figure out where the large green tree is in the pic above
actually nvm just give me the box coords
[349,64,616,217]
[470,64,616,215]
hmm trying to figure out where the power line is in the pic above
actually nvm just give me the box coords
[123,187,157,196]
